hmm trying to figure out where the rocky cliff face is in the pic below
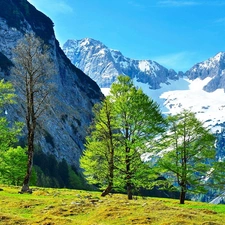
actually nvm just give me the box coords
[63,38,225,95]
[0,0,103,168]
[63,38,183,89]
[186,52,225,92]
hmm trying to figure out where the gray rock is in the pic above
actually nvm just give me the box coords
[0,0,103,168]
[185,52,225,92]
[63,38,182,89]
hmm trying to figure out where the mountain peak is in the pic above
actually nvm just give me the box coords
[63,38,181,88]
[79,38,103,47]
[211,52,225,64]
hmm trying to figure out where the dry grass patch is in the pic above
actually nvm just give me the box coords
[0,185,225,225]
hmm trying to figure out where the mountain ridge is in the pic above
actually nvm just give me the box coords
[63,38,183,89]
[63,38,225,132]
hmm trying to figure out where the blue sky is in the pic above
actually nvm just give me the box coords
[28,0,225,72]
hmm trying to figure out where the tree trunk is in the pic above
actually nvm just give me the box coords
[180,186,186,204]
[21,150,33,193]
[101,100,115,197]
[127,182,133,200]
[126,148,133,200]
[21,126,35,193]
[101,182,113,197]
[101,156,114,197]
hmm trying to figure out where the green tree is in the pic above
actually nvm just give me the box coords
[0,80,25,185]
[0,80,20,150]
[0,146,27,185]
[0,79,15,106]
[111,75,165,199]
[80,96,118,196]
[11,33,56,193]
[81,75,165,199]
[157,110,216,204]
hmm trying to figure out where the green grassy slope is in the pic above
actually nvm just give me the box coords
[0,185,224,225]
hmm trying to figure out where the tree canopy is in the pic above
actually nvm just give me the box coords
[0,79,25,185]
[157,110,216,204]
[81,75,166,199]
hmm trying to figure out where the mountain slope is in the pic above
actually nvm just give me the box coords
[186,52,225,92]
[63,38,225,132]
[0,0,103,168]
[63,38,183,89]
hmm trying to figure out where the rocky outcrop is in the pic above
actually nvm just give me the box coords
[63,38,183,89]
[0,0,103,168]
[185,52,225,92]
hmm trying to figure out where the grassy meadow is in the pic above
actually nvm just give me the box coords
[0,185,225,225]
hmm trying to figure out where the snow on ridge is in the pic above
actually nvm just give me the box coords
[213,52,225,61]
[101,88,110,96]
[160,77,225,130]
[110,50,120,63]
[197,52,225,70]
[188,77,211,90]
[138,60,150,73]
[120,60,129,68]
[102,76,225,132]
[151,61,160,71]
[97,48,106,56]
[133,76,190,112]
[138,60,160,76]
[80,38,90,47]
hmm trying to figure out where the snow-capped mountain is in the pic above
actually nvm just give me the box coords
[63,38,183,89]
[63,38,225,131]
[135,52,225,132]
[186,52,225,92]
[160,52,225,131]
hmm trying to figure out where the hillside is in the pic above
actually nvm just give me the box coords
[0,0,103,169]
[0,185,225,225]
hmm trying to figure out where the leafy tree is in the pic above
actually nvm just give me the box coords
[157,110,216,204]
[81,75,165,199]
[80,96,118,196]
[0,146,27,185]
[111,75,165,199]
[0,80,20,149]
[0,79,15,107]
[0,80,25,185]
[11,33,56,193]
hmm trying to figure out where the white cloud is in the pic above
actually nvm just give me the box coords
[152,51,198,72]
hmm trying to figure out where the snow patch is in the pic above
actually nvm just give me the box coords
[139,60,150,72]
[133,76,190,111]
[98,49,106,55]
[101,88,110,96]
[80,38,90,47]
[120,61,129,68]
[160,77,225,128]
